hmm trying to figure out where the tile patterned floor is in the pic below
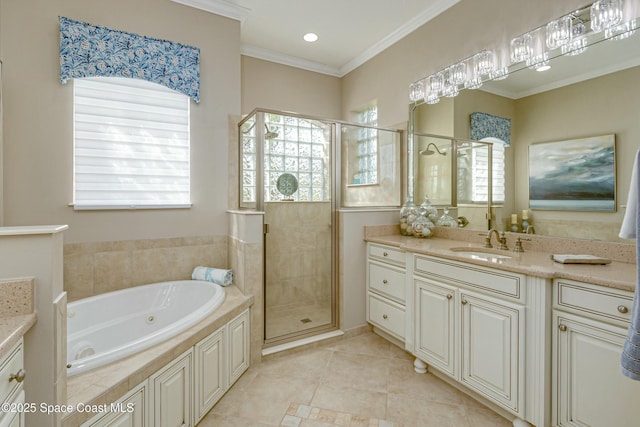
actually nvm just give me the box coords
[199,331,513,427]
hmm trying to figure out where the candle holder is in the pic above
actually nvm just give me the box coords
[522,219,529,233]
[511,224,519,232]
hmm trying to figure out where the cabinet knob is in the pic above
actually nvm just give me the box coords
[446,294,453,300]
[461,299,468,305]
[382,314,388,320]
[382,279,388,285]
[9,369,26,383]
[558,324,567,332]
[383,252,388,257]
[618,305,629,314]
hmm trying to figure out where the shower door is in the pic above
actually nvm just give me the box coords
[240,110,337,345]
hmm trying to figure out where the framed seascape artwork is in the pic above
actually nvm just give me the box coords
[528,134,616,211]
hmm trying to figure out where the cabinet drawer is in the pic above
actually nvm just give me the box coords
[368,294,405,339]
[0,340,23,405]
[414,254,524,302]
[368,261,405,303]
[368,243,405,267]
[555,279,633,324]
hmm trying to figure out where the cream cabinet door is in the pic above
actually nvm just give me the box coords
[228,309,250,387]
[414,278,456,377]
[81,382,147,427]
[0,391,23,427]
[460,291,523,414]
[554,313,640,426]
[149,349,193,427]
[194,327,226,424]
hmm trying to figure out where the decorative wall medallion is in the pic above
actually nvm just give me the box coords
[276,173,298,200]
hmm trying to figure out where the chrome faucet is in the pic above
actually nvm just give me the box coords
[483,228,509,250]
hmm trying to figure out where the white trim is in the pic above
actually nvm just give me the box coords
[339,0,460,77]
[0,225,68,236]
[72,204,192,210]
[241,0,460,77]
[170,0,251,21]
[241,45,342,77]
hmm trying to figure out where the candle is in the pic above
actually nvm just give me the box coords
[511,214,518,224]
[522,209,529,220]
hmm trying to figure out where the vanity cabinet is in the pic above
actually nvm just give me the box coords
[413,254,525,417]
[553,279,640,426]
[0,339,25,427]
[366,243,406,341]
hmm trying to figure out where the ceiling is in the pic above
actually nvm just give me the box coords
[172,0,460,77]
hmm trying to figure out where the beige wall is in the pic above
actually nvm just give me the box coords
[241,55,342,119]
[513,67,640,241]
[0,0,241,243]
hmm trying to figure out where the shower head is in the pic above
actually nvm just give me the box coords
[264,124,279,140]
[419,142,446,156]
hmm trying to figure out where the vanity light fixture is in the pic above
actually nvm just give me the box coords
[590,0,624,32]
[303,32,318,42]
[605,18,637,39]
[408,0,636,103]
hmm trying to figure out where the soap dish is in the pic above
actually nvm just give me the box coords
[551,254,612,265]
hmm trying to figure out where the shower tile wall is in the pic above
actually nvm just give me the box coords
[63,235,228,301]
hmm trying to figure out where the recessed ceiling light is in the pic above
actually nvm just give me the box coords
[303,33,318,42]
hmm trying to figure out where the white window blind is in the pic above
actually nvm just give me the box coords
[73,77,190,210]
[472,139,505,203]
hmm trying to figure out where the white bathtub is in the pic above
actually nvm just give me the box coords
[67,280,225,376]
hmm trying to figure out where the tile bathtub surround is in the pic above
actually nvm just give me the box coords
[62,285,253,427]
[201,331,512,427]
[63,235,229,301]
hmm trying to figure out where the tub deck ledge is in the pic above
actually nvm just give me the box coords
[62,284,253,427]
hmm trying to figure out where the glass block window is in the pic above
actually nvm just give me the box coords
[264,114,329,202]
[240,113,330,205]
[240,116,258,206]
[355,105,378,184]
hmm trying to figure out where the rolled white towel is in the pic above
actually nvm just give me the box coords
[192,266,233,286]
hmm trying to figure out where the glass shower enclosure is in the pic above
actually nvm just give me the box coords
[239,108,403,346]
[239,109,336,345]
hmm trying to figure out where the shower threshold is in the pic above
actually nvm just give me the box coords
[261,330,344,357]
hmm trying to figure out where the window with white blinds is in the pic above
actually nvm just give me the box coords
[471,138,505,204]
[73,77,190,210]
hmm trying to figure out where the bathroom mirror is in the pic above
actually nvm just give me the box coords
[409,7,640,242]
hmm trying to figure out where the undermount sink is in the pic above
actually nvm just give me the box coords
[449,247,513,262]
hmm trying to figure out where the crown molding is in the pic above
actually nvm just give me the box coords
[170,0,251,21]
[338,0,460,76]
[175,0,459,77]
[241,45,342,77]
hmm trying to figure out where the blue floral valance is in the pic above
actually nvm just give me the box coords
[470,112,511,146]
[59,16,200,103]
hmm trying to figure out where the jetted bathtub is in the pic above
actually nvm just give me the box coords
[67,280,225,376]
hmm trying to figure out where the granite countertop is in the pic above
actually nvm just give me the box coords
[0,313,36,357]
[366,234,637,292]
[0,278,37,358]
